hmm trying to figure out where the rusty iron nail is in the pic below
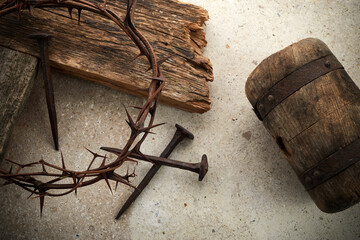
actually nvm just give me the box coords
[128,152,207,180]
[103,124,194,219]
[102,147,208,180]
[28,33,59,151]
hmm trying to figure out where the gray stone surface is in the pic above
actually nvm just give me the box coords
[0,0,359,239]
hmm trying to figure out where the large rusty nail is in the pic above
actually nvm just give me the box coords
[28,33,59,151]
[102,147,208,180]
[139,153,207,181]
[102,124,194,219]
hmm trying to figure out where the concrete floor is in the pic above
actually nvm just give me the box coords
[1,0,360,239]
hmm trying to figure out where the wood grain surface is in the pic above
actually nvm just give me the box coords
[0,46,38,162]
[0,0,213,113]
[245,38,360,213]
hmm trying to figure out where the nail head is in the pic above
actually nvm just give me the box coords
[175,124,194,140]
[198,154,208,181]
[28,33,52,40]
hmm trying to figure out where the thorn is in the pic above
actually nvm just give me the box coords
[125,120,131,128]
[60,152,67,176]
[68,7,73,19]
[41,162,46,173]
[141,128,156,135]
[39,193,45,217]
[38,159,47,173]
[8,165,13,174]
[71,174,78,197]
[146,54,176,71]
[145,131,156,134]
[27,185,39,199]
[84,147,106,170]
[100,0,107,10]
[147,76,165,82]
[123,166,135,182]
[132,53,144,61]
[158,53,176,66]
[77,8,81,24]
[102,172,113,195]
[123,105,135,127]
[123,105,138,136]
[60,152,66,169]
[139,122,165,133]
[108,172,136,189]
[84,147,102,158]
[129,105,142,110]
[28,191,34,199]
[99,157,106,168]
[101,147,122,155]
[130,167,136,178]
[122,166,136,182]
[115,181,119,192]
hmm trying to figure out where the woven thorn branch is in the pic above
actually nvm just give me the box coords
[0,0,193,216]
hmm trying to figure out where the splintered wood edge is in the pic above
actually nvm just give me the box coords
[0,0,213,113]
[0,47,38,162]
[52,61,210,113]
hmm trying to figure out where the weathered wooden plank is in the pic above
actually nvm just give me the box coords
[0,0,213,113]
[0,46,38,162]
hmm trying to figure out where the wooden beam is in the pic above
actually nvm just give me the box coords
[0,46,38,162]
[0,0,213,113]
